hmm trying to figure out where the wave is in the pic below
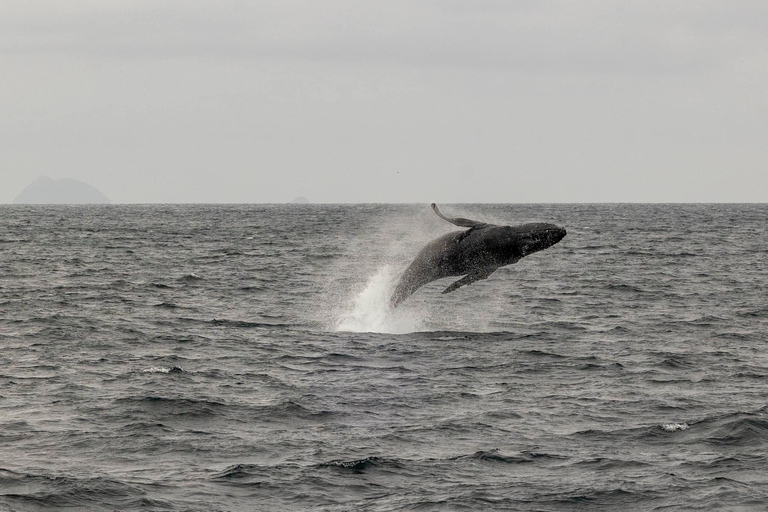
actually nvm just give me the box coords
[0,468,143,509]
[738,307,768,318]
[451,449,534,464]
[148,334,211,344]
[661,423,689,432]
[706,417,768,447]
[238,285,266,292]
[208,318,285,328]
[714,331,754,340]
[176,273,204,282]
[732,371,768,379]
[152,302,184,309]
[317,456,403,474]
[522,349,567,358]
[572,457,650,469]
[116,421,174,433]
[571,406,768,449]
[557,488,657,508]
[211,463,275,480]
[175,317,293,329]
[141,366,184,374]
[114,397,340,424]
[606,283,648,293]
[658,357,693,369]
[216,449,566,482]
[115,396,227,415]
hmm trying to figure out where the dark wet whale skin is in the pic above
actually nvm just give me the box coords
[390,219,566,307]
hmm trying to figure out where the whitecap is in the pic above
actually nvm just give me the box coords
[142,366,183,374]
[661,423,689,432]
[143,367,171,373]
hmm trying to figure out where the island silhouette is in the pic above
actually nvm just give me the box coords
[13,176,111,204]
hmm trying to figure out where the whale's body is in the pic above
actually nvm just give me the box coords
[390,205,566,308]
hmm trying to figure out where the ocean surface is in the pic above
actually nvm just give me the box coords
[1,203,766,511]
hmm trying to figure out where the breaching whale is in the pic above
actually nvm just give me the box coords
[390,204,566,307]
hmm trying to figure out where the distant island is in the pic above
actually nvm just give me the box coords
[292,196,310,204]
[13,176,111,204]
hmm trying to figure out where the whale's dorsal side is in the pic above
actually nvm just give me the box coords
[389,204,566,308]
[431,203,490,229]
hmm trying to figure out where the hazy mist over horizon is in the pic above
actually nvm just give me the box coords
[2,2,767,204]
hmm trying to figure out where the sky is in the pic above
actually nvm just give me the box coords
[2,1,766,203]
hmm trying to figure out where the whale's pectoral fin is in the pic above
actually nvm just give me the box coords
[442,267,497,294]
[431,203,489,229]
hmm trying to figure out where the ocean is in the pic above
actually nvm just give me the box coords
[1,203,766,511]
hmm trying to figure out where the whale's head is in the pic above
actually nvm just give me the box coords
[517,223,566,256]
[493,223,566,262]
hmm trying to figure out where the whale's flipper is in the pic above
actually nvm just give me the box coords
[431,203,489,229]
[442,267,497,294]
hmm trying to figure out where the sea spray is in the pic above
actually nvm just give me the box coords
[313,205,443,333]
[334,266,425,333]
[318,205,512,333]
[316,204,528,333]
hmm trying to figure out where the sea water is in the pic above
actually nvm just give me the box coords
[1,203,767,510]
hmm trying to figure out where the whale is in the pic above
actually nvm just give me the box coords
[389,204,566,307]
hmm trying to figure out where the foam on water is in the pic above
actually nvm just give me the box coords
[661,423,689,432]
[334,265,425,334]
[142,366,184,374]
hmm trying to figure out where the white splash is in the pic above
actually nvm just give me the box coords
[143,367,172,373]
[142,366,184,374]
[661,423,689,432]
[334,265,424,334]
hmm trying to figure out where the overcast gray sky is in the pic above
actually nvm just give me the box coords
[2,1,766,203]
